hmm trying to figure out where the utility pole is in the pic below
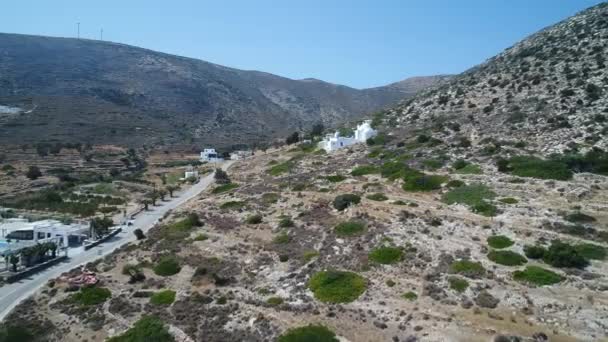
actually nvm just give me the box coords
[77,22,80,39]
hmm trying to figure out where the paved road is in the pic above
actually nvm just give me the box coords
[0,162,232,321]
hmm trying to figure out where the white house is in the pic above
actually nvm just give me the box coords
[200,148,223,162]
[318,120,377,152]
[1,219,88,251]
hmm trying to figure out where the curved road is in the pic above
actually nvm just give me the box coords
[0,162,232,321]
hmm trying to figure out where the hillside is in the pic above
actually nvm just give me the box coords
[383,3,608,155]
[0,33,444,148]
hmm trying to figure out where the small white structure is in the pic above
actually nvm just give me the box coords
[230,150,253,160]
[0,219,88,250]
[318,120,377,152]
[200,148,223,162]
[184,165,199,179]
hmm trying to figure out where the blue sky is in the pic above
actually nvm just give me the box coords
[1,0,604,88]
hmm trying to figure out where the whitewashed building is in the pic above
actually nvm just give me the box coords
[0,219,88,251]
[319,120,377,152]
[200,148,223,162]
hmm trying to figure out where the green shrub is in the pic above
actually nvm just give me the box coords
[442,184,497,216]
[366,193,388,201]
[502,156,573,180]
[278,216,295,228]
[273,232,291,244]
[523,245,546,259]
[449,260,485,278]
[220,201,246,210]
[245,214,263,224]
[326,175,346,183]
[268,161,293,176]
[308,270,366,303]
[212,183,239,194]
[368,246,403,264]
[194,233,208,241]
[277,324,338,342]
[401,291,418,301]
[575,243,607,260]
[351,165,380,176]
[266,297,284,306]
[303,250,320,262]
[543,241,589,269]
[153,256,181,276]
[448,276,469,293]
[150,290,176,305]
[261,193,280,204]
[513,266,562,286]
[422,159,444,170]
[564,212,596,224]
[487,250,527,266]
[107,316,174,342]
[487,235,514,249]
[386,279,396,287]
[381,161,422,180]
[0,325,35,342]
[452,159,468,170]
[334,221,366,237]
[291,183,307,191]
[332,194,361,211]
[447,180,465,188]
[72,286,111,306]
[455,164,482,174]
[499,197,518,204]
[402,174,447,192]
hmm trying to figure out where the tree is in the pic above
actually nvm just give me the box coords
[134,228,145,240]
[311,122,324,137]
[166,185,179,197]
[90,217,114,239]
[285,132,300,145]
[139,199,151,211]
[147,191,159,206]
[214,169,231,184]
[9,254,19,272]
[26,166,42,180]
[158,189,167,201]
[48,242,57,258]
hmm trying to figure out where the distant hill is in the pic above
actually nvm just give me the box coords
[385,3,608,154]
[0,33,445,148]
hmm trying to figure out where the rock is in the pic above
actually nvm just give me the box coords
[475,290,499,309]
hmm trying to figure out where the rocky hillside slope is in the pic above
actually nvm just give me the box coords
[0,33,444,147]
[384,3,608,155]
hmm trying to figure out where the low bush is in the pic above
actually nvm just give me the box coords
[334,220,366,237]
[107,316,174,342]
[308,270,366,303]
[267,161,293,176]
[487,235,514,249]
[220,201,246,210]
[326,175,346,183]
[401,291,418,301]
[499,156,572,180]
[380,161,422,180]
[499,197,518,204]
[452,159,468,170]
[564,212,596,224]
[266,297,284,306]
[212,183,239,194]
[351,165,380,176]
[153,256,181,276]
[487,250,527,266]
[368,246,403,264]
[262,193,280,204]
[278,324,338,342]
[447,180,465,188]
[193,233,208,241]
[575,243,607,260]
[366,193,388,201]
[332,194,361,211]
[72,286,112,306]
[0,325,35,342]
[150,290,176,305]
[543,241,589,269]
[455,164,482,174]
[523,245,546,259]
[449,260,485,278]
[245,214,263,224]
[513,266,562,286]
[273,232,291,244]
[448,276,469,293]
[303,250,319,262]
[402,174,448,192]
[278,216,294,228]
[442,184,497,216]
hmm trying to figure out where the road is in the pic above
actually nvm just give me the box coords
[0,162,232,321]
